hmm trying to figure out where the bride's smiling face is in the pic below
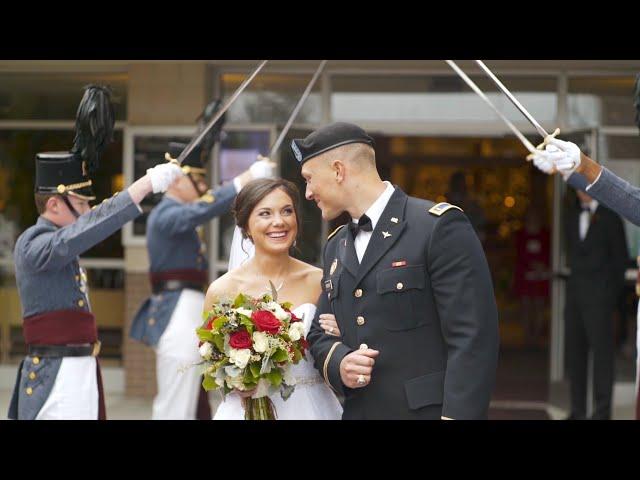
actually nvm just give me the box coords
[247,188,298,254]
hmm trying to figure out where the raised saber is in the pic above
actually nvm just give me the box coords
[474,60,560,147]
[446,60,539,155]
[165,60,268,165]
[266,60,327,160]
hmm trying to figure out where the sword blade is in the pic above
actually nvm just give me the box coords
[268,60,327,159]
[475,60,549,139]
[446,60,537,153]
[176,60,268,164]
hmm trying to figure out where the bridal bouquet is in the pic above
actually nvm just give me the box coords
[197,283,309,420]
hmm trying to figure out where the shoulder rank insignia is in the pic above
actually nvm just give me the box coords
[428,202,463,217]
[327,224,346,241]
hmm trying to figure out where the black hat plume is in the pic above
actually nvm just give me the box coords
[71,84,115,175]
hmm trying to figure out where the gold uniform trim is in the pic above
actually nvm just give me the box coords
[68,191,96,201]
[327,224,346,241]
[199,190,216,203]
[182,166,207,175]
[323,341,342,393]
[57,179,93,195]
[428,202,463,217]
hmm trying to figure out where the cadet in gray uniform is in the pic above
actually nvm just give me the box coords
[295,123,500,420]
[8,86,183,420]
[532,137,640,227]
[130,142,274,420]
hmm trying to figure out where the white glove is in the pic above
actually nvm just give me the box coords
[531,148,556,175]
[250,156,276,180]
[147,162,183,193]
[543,138,582,177]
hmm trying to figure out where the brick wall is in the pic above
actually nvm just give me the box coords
[123,272,156,397]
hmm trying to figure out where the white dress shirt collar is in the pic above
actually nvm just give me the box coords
[352,181,396,230]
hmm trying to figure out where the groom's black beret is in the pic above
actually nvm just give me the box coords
[290,122,375,166]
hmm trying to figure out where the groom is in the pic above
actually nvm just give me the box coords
[294,123,499,419]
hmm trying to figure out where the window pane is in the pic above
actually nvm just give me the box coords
[0,129,125,259]
[601,134,640,160]
[568,76,637,128]
[0,72,127,120]
[221,74,322,124]
[331,74,557,127]
[132,134,192,237]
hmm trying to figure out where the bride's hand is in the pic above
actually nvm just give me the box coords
[319,313,341,337]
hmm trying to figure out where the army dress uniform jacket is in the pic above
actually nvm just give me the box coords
[307,187,500,420]
[9,191,142,420]
[130,183,237,347]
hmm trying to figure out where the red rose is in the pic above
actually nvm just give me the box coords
[286,308,302,323]
[229,330,252,349]
[251,310,282,334]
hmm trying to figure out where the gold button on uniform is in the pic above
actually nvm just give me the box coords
[32,357,40,365]
[396,282,404,290]
[29,372,36,380]
[78,299,85,307]
[75,275,80,282]
[354,289,363,298]
[148,318,156,326]
[356,316,365,326]
[26,387,33,395]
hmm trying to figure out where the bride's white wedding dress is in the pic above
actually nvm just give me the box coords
[213,302,343,420]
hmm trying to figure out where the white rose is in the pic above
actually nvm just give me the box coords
[288,325,301,341]
[199,342,213,360]
[234,307,253,318]
[267,301,290,321]
[229,348,251,369]
[252,331,269,353]
[288,322,305,341]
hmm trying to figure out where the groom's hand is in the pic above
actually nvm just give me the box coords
[340,348,379,389]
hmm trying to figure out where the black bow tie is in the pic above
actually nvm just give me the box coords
[581,206,592,213]
[349,214,373,238]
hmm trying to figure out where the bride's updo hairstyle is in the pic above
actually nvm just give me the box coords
[233,178,302,243]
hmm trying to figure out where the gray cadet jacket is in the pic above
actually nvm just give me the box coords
[129,182,238,347]
[8,190,141,420]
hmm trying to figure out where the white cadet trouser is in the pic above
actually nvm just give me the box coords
[152,289,207,420]
[36,357,98,420]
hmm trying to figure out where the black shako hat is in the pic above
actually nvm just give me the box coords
[35,152,96,200]
[290,122,375,166]
[35,85,115,201]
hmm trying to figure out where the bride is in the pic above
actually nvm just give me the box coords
[204,178,343,420]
